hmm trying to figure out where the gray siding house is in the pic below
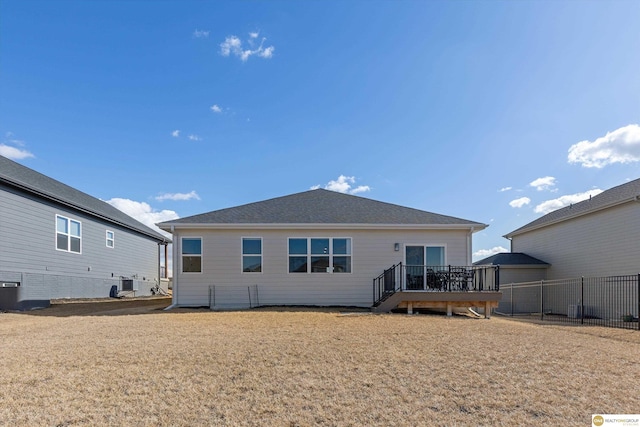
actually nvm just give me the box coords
[504,178,640,279]
[158,189,500,312]
[0,155,170,310]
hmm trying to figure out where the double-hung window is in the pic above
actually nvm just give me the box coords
[181,237,202,273]
[106,230,115,248]
[56,215,81,253]
[242,238,262,273]
[288,238,351,273]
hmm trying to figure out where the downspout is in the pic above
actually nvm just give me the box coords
[157,242,162,291]
[467,227,474,265]
[164,226,178,310]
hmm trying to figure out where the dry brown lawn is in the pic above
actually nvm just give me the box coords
[1,298,639,426]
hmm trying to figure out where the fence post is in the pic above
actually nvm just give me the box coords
[581,277,584,325]
[509,283,513,317]
[540,280,544,321]
[510,283,513,317]
[637,273,640,331]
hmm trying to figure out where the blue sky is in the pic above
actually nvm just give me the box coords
[1,0,639,261]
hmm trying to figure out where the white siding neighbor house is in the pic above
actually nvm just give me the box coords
[158,189,501,314]
[0,155,170,310]
[504,177,640,279]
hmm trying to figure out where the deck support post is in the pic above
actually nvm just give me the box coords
[485,301,492,319]
[446,302,453,317]
[407,302,413,314]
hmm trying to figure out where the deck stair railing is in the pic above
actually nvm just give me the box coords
[373,263,500,306]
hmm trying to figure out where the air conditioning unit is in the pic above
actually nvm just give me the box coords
[568,304,582,318]
[120,279,140,292]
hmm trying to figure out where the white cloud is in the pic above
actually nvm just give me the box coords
[171,130,180,138]
[188,134,202,141]
[499,187,512,192]
[568,124,640,168]
[0,144,34,160]
[473,246,509,261]
[509,197,531,208]
[193,29,210,38]
[105,198,179,238]
[313,175,371,195]
[210,104,222,113]
[0,133,34,159]
[155,191,201,202]
[530,176,556,191]
[258,45,274,59]
[220,33,275,62]
[534,189,604,215]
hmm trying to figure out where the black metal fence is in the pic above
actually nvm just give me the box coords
[498,275,640,330]
[373,263,500,305]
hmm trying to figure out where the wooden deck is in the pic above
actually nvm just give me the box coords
[371,291,502,318]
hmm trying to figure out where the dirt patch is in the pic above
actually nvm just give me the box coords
[1,301,638,426]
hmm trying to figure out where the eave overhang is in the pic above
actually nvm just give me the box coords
[158,222,488,232]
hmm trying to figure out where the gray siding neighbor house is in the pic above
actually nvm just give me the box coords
[158,189,500,312]
[504,177,640,279]
[0,155,170,310]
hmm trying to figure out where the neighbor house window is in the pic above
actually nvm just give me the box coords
[56,215,81,253]
[106,230,115,248]
[181,237,202,273]
[242,238,262,273]
[288,238,351,273]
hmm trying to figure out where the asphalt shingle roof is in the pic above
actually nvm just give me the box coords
[160,188,486,227]
[0,155,169,242]
[473,252,550,266]
[505,177,640,237]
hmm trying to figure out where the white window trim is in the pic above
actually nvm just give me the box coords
[106,230,115,248]
[181,236,203,274]
[55,214,82,254]
[287,237,352,274]
[241,237,263,274]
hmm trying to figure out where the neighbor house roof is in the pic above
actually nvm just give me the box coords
[158,188,487,230]
[0,155,169,243]
[474,252,550,267]
[505,177,640,238]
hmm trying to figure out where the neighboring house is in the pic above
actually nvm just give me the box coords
[504,177,640,279]
[158,189,501,314]
[474,252,550,284]
[474,252,550,315]
[0,155,170,310]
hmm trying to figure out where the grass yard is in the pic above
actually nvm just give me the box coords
[1,298,639,426]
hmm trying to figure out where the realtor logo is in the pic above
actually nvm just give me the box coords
[593,415,640,427]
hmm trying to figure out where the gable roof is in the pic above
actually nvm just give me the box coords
[474,252,550,266]
[505,177,640,238]
[158,188,487,230]
[0,155,169,243]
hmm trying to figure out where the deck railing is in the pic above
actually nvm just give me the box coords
[373,263,500,305]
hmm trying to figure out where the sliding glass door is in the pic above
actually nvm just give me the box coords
[405,245,445,290]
